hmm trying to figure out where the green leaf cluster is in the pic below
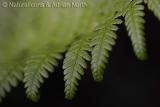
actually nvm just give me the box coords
[0,0,160,102]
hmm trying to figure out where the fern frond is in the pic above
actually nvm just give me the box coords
[91,14,122,82]
[124,0,147,60]
[0,62,23,102]
[63,37,91,100]
[146,0,160,20]
[24,45,65,102]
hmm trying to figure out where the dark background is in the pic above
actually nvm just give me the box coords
[1,7,160,107]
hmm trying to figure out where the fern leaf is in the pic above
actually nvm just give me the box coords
[146,0,160,20]
[125,0,147,60]
[0,62,23,102]
[91,14,122,82]
[24,46,65,101]
[63,37,91,100]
